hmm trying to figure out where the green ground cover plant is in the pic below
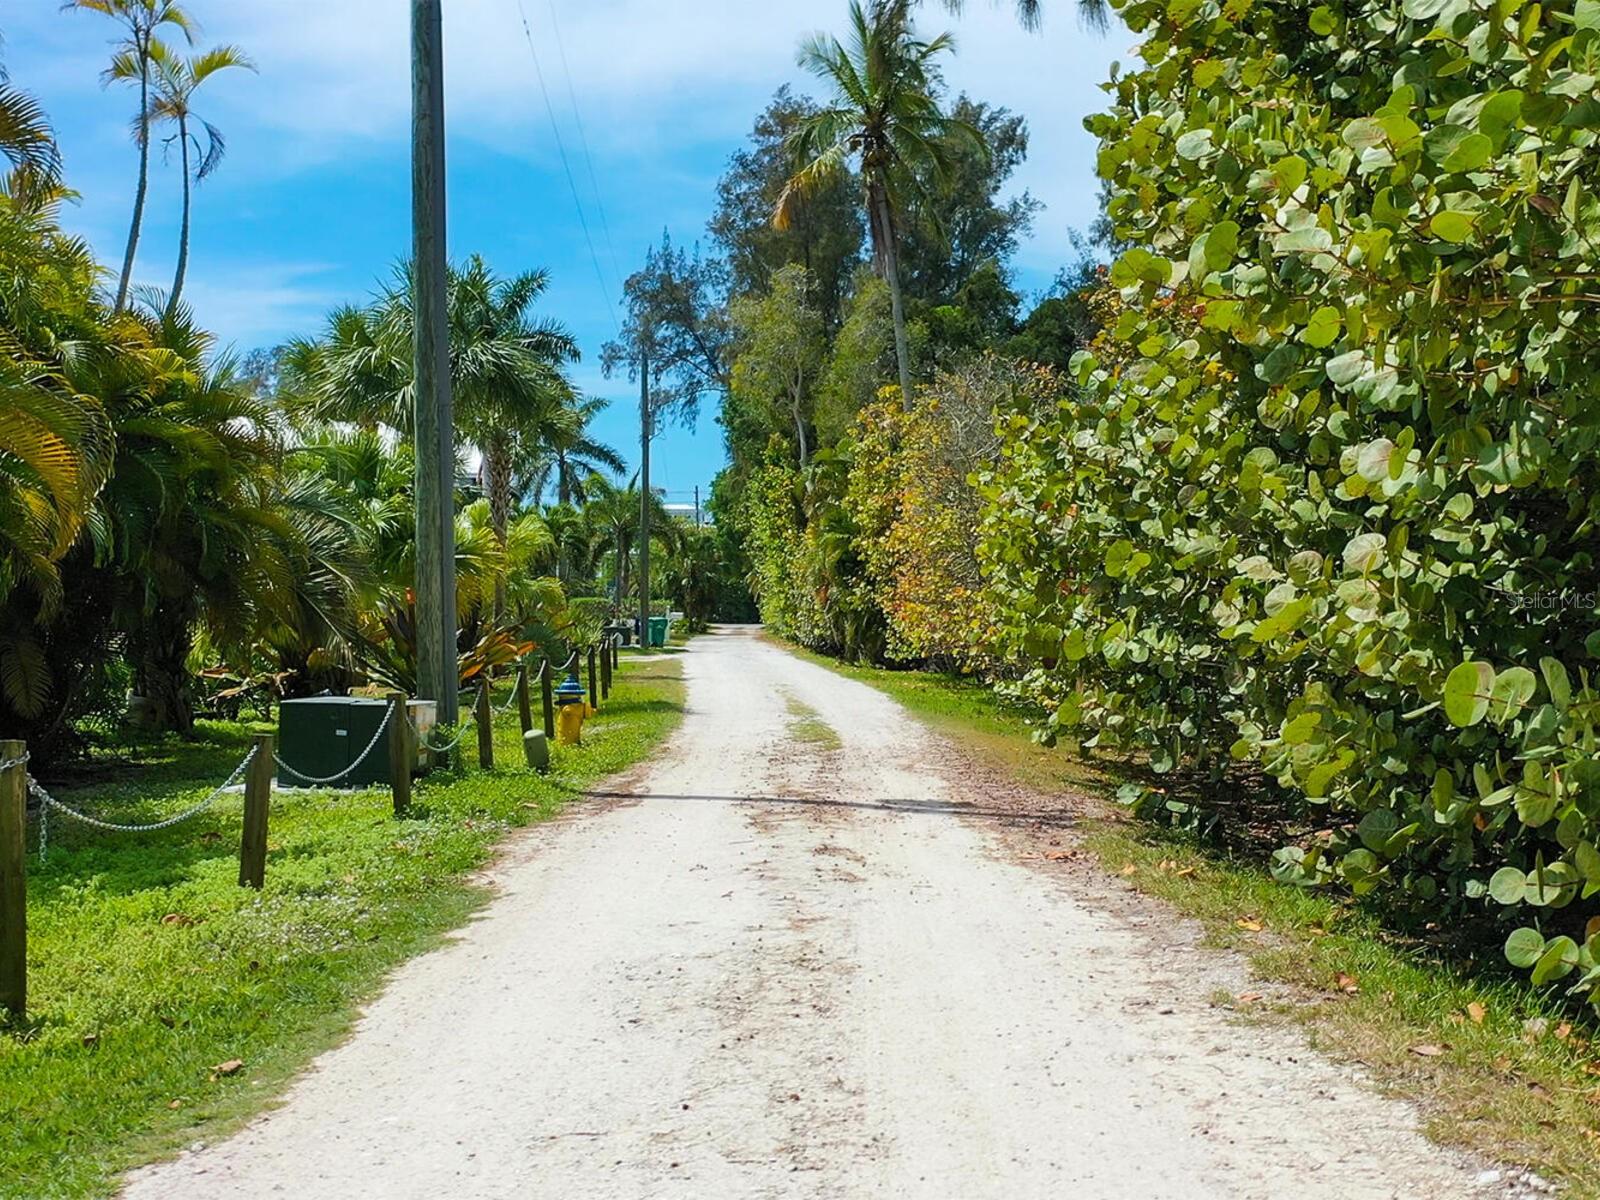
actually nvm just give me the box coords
[1,658,683,1200]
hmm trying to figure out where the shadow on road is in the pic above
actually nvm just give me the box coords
[585,790,1077,828]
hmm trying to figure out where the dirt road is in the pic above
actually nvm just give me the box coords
[123,627,1504,1199]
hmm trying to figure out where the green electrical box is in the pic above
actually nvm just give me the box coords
[277,697,395,788]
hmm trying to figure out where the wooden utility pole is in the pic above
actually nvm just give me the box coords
[0,741,25,1022]
[638,344,652,646]
[412,0,458,726]
[694,484,701,528]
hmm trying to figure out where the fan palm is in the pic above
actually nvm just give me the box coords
[150,42,255,316]
[64,0,198,313]
[776,0,983,407]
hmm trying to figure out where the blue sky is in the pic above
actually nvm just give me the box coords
[6,0,1122,506]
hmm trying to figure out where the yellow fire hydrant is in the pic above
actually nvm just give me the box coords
[554,670,587,746]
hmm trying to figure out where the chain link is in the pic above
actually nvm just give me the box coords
[32,745,259,860]
[274,703,393,786]
[0,751,30,774]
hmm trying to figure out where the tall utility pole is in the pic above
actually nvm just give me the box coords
[638,345,652,645]
[412,0,457,725]
[694,485,701,528]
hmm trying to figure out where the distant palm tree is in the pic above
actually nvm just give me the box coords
[64,0,197,313]
[528,395,625,507]
[776,0,982,407]
[582,473,678,607]
[151,42,255,317]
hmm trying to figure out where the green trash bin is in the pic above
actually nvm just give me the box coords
[647,616,669,647]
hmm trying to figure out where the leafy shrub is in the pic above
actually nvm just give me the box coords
[980,0,1600,1004]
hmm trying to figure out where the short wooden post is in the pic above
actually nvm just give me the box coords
[611,635,620,671]
[516,661,533,735]
[476,679,494,769]
[540,660,555,740]
[387,691,412,816]
[0,740,27,1023]
[600,639,612,700]
[239,734,273,890]
[587,647,599,711]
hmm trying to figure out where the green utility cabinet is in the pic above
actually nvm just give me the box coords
[277,696,395,788]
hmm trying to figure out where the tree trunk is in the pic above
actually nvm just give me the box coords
[168,118,192,318]
[485,434,513,620]
[134,609,196,735]
[791,367,809,465]
[115,45,153,315]
[869,181,915,410]
[556,450,570,507]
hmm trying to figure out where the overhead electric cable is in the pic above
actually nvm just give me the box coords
[545,0,627,295]
[513,0,621,334]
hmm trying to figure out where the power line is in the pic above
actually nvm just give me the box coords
[545,0,627,296]
[512,0,621,335]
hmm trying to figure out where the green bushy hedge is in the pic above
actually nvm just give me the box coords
[979,0,1600,1002]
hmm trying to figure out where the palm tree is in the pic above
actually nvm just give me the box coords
[581,473,678,608]
[933,0,1108,32]
[527,395,625,507]
[64,0,197,313]
[776,0,983,408]
[447,258,578,562]
[0,62,63,199]
[150,42,255,317]
[285,257,579,617]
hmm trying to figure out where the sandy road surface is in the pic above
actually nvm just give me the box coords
[123,627,1505,1200]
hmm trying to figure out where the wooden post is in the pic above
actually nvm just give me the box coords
[600,639,612,700]
[387,691,412,816]
[588,646,599,711]
[476,679,493,769]
[516,660,533,735]
[611,634,620,671]
[412,0,457,727]
[540,660,555,740]
[0,740,26,1022]
[239,734,273,890]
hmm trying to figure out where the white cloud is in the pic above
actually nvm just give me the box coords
[177,261,345,352]
[175,0,1121,257]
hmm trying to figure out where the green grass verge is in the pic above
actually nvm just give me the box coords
[778,638,1600,1195]
[1,658,684,1200]
[782,693,843,751]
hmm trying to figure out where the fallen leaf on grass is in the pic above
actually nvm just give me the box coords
[1120,864,1138,877]
[160,913,195,927]
[1557,1022,1574,1041]
[1042,849,1079,862]
[212,1060,245,1077]
[168,1100,182,1110]
[1410,1043,1448,1057]
[1466,1002,1486,1025]
[1235,917,1263,932]
[1237,992,1263,1004]
[1334,972,1360,994]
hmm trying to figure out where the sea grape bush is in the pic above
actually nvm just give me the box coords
[978,0,1600,1003]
